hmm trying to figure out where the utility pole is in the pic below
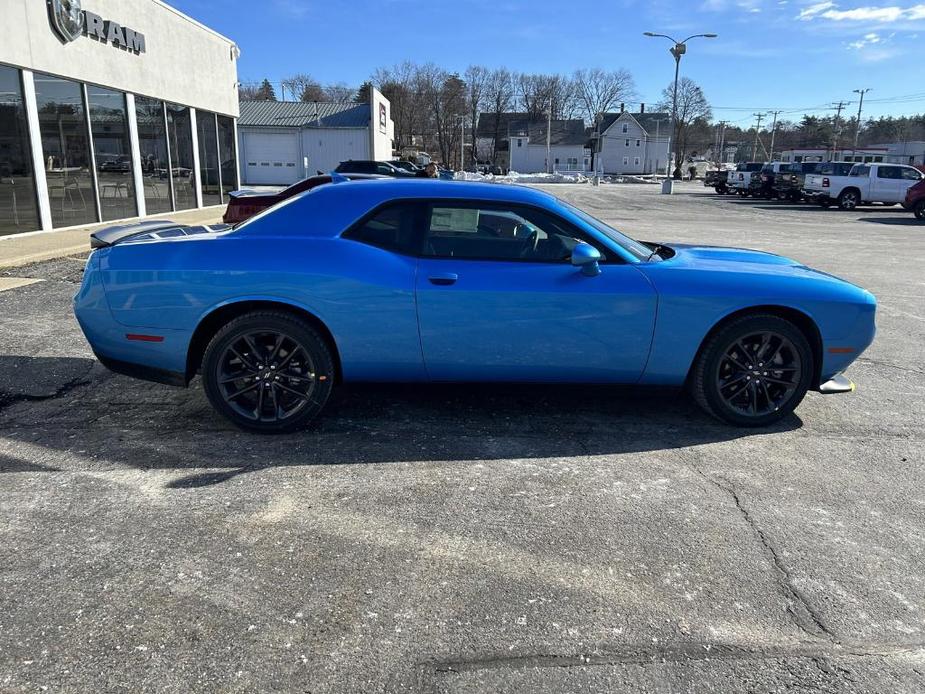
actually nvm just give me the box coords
[751,112,764,161]
[830,101,848,160]
[718,121,727,164]
[767,110,782,161]
[459,117,465,172]
[853,88,870,154]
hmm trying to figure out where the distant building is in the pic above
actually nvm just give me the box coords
[237,89,393,185]
[595,108,671,175]
[779,143,925,166]
[507,119,590,173]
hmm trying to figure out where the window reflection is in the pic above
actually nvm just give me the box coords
[166,103,196,210]
[197,111,221,206]
[135,96,171,214]
[88,86,137,221]
[34,72,98,227]
[0,65,40,235]
[217,115,237,200]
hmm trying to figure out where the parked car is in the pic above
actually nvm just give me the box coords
[334,160,415,177]
[904,178,925,220]
[747,162,791,199]
[727,162,765,196]
[801,162,855,204]
[704,169,730,194]
[773,162,822,202]
[222,173,384,224]
[76,179,876,433]
[803,162,924,209]
[390,160,422,173]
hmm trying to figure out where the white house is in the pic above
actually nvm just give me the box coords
[596,109,671,175]
[237,88,393,185]
[507,119,590,173]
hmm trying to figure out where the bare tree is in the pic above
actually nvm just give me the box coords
[657,77,712,174]
[464,65,489,167]
[323,83,355,102]
[483,68,515,162]
[238,82,261,101]
[572,68,636,123]
[281,73,323,102]
[516,73,577,120]
[372,62,418,149]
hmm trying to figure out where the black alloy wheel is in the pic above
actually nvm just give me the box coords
[914,200,925,220]
[690,314,813,427]
[202,312,334,432]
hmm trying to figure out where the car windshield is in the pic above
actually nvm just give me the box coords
[558,201,654,261]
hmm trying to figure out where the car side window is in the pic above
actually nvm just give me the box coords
[422,203,604,263]
[342,203,420,255]
[900,167,923,181]
[877,166,901,179]
[376,164,394,175]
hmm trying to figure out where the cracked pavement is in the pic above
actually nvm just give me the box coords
[0,183,923,692]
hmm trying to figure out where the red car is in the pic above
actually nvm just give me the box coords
[222,173,383,224]
[905,178,925,221]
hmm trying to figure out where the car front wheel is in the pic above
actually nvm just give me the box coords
[690,314,813,427]
[201,311,335,433]
[915,200,925,220]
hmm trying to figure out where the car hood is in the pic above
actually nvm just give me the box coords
[669,244,800,267]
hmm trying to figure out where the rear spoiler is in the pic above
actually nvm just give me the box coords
[89,220,231,249]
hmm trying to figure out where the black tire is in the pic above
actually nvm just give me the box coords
[201,311,335,433]
[915,200,925,220]
[690,314,813,427]
[838,188,860,210]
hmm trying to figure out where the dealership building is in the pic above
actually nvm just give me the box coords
[0,0,240,237]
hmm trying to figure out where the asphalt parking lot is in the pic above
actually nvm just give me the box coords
[1,182,923,693]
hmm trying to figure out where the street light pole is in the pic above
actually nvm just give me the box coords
[643,31,717,190]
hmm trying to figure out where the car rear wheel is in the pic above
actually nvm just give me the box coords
[915,200,925,220]
[838,189,860,210]
[690,314,813,427]
[201,311,335,433]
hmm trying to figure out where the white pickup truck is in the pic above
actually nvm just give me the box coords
[803,162,924,209]
[727,162,764,195]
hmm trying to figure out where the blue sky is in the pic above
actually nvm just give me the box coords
[169,0,925,123]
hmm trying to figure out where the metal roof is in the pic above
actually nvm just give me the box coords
[598,111,671,137]
[238,100,371,128]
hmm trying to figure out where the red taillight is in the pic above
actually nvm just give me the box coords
[822,177,830,187]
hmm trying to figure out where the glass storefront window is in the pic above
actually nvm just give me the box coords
[135,96,171,215]
[0,65,40,236]
[87,86,137,222]
[166,103,196,210]
[34,72,98,227]
[197,111,221,206]
[217,115,237,200]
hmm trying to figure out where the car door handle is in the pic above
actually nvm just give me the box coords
[428,273,458,286]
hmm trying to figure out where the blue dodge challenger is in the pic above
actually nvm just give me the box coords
[74,179,876,432]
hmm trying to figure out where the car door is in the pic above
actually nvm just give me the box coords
[414,201,658,383]
[872,166,904,202]
[899,166,925,199]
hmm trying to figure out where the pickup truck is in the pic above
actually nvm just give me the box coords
[801,162,857,206]
[804,162,924,209]
[704,169,730,194]
[727,162,764,196]
[747,162,791,199]
[773,162,822,202]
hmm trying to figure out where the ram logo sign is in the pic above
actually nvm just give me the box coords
[47,0,83,43]
[47,0,147,54]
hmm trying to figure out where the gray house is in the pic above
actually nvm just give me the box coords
[596,109,671,175]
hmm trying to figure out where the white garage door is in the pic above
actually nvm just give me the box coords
[242,131,300,185]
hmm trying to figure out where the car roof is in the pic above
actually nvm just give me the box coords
[234,179,559,239]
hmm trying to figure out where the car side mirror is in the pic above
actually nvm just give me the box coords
[571,242,601,277]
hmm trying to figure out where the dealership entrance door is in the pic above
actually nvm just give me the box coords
[241,131,300,185]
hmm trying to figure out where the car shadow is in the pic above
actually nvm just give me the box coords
[858,216,924,226]
[0,357,804,487]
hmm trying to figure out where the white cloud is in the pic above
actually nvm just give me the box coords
[799,2,925,23]
[847,31,882,47]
